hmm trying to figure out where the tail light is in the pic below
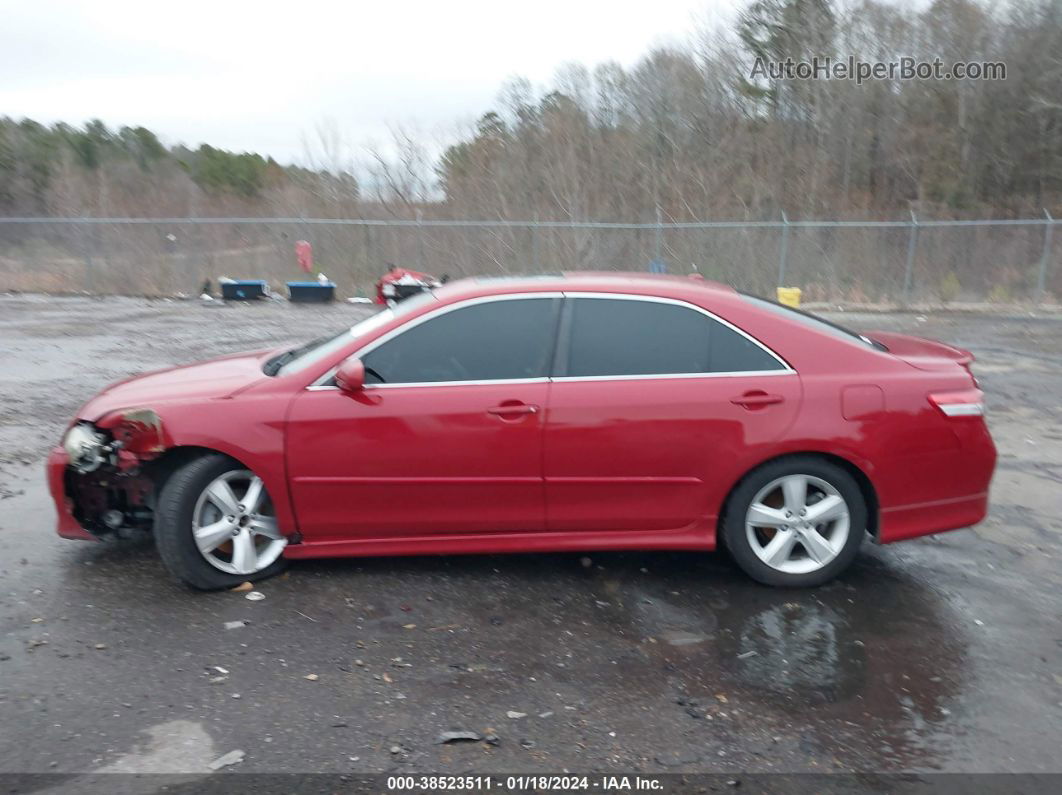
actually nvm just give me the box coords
[928,388,985,418]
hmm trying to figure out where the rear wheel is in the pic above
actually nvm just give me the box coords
[722,457,866,587]
[155,454,287,590]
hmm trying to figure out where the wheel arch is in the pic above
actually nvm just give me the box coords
[141,441,298,539]
[142,445,246,494]
[151,447,290,590]
[718,451,880,541]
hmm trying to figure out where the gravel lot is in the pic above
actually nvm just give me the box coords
[0,293,1060,779]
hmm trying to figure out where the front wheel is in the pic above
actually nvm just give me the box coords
[722,457,866,587]
[155,454,288,590]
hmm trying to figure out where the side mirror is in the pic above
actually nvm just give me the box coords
[335,357,365,393]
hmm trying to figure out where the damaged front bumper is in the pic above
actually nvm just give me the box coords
[47,448,95,540]
[48,444,157,540]
[48,409,167,540]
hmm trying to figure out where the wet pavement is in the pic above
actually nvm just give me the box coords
[0,294,1060,776]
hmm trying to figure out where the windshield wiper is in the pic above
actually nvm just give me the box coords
[262,334,334,376]
[263,349,298,376]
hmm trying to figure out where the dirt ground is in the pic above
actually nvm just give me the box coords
[0,293,1060,780]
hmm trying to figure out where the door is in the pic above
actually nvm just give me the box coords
[544,295,801,531]
[287,295,560,541]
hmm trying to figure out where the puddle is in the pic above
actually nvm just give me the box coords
[591,553,968,770]
[723,601,867,704]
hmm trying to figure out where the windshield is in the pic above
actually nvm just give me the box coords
[265,291,439,377]
[740,293,888,351]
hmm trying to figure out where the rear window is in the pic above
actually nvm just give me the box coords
[740,293,887,350]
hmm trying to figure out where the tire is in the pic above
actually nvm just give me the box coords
[155,454,288,590]
[722,456,866,587]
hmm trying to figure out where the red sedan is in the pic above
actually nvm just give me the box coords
[48,274,996,588]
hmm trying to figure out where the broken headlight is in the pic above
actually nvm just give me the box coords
[62,423,108,473]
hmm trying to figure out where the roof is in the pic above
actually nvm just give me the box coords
[431,271,737,304]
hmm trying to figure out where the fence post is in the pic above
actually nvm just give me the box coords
[80,222,95,294]
[528,214,538,272]
[416,210,425,271]
[163,227,179,295]
[776,211,790,287]
[903,210,919,304]
[1037,208,1054,302]
[363,224,373,286]
[654,205,664,264]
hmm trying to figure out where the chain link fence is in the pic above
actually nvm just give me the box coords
[0,214,1057,304]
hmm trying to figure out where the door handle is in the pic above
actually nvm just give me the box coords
[730,392,784,408]
[487,403,539,416]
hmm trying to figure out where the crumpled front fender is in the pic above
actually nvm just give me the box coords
[96,408,172,468]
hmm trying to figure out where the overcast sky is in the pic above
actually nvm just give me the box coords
[1,0,739,165]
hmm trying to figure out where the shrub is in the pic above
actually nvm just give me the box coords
[988,284,1012,303]
[939,271,961,303]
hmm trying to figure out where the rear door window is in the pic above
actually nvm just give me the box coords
[562,297,784,377]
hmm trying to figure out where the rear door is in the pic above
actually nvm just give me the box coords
[286,294,561,541]
[543,294,801,532]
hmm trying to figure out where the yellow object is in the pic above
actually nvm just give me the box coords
[776,287,802,308]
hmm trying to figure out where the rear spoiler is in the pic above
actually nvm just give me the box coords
[863,331,974,371]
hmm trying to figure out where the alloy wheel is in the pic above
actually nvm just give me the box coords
[191,470,286,575]
[744,474,850,575]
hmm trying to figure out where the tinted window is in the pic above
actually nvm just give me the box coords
[280,295,440,377]
[564,298,783,377]
[362,298,557,384]
[710,322,787,372]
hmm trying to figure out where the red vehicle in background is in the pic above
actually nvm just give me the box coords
[48,273,995,590]
[375,264,439,305]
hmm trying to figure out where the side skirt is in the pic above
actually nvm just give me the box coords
[282,522,717,560]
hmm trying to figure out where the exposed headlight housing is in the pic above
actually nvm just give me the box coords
[63,423,108,473]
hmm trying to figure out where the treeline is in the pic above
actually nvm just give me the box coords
[419,0,1062,222]
[2,0,1061,224]
[0,117,358,218]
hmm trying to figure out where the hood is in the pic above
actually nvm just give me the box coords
[863,331,974,371]
[78,348,277,421]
